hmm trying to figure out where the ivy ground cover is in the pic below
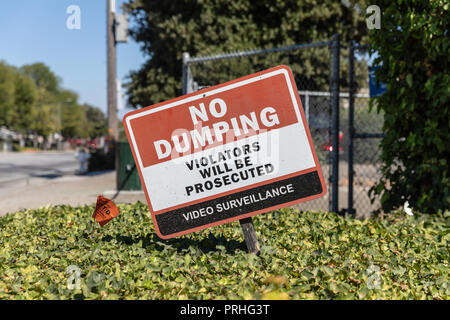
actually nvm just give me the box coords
[0,203,448,299]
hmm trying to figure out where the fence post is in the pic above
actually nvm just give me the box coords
[347,41,356,216]
[182,52,193,95]
[305,92,310,124]
[330,34,340,213]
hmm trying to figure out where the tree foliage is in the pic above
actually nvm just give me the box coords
[0,62,16,127]
[11,72,37,132]
[21,62,60,94]
[369,0,449,213]
[59,90,86,138]
[124,0,369,108]
[84,104,108,138]
[21,63,61,136]
[0,61,107,139]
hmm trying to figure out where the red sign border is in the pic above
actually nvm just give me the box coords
[123,65,326,239]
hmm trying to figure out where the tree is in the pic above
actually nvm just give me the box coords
[0,62,16,127]
[11,71,37,133]
[21,63,61,136]
[30,88,59,137]
[59,90,86,138]
[58,93,107,139]
[21,63,60,94]
[84,104,108,138]
[369,0,449,213]
[124,0,369,108]
[1,61,106,141]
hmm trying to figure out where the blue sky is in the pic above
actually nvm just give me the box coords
[0,0,146,117]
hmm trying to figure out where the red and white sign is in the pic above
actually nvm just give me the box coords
[123,65,326,239]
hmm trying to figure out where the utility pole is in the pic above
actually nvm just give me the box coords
[107,0,118,141]
[107,0,129,191]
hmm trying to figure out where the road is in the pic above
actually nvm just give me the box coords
[0,151,147,216]
[0,151,79,187]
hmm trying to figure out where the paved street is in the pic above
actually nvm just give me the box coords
[0,151,147,216]
[0,151,79,186]
[0,169,147,217]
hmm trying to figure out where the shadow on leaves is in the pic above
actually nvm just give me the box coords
[101,232,246,255]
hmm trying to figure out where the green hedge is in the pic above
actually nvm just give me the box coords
[369,0,449,213]
[0,203,448,300]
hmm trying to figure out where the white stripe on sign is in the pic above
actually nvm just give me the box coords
[143,123,315,211]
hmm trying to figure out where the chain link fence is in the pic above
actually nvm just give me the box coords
[347,42,384,217]
[183,39,339,213]
[181,37,385,217]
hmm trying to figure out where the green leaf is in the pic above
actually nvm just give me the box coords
[0,204,448,299]
[406,74,413,88]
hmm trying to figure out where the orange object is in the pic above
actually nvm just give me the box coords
[92,196,120,227]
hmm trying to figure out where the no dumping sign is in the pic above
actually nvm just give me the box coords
[123,65,326,239]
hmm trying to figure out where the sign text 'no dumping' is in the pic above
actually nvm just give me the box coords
[123,66,326,239]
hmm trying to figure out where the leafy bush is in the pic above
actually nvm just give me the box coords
[0,203,448,300]
[369,0,450,213]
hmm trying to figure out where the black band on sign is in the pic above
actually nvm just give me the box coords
[155,171,322,236]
